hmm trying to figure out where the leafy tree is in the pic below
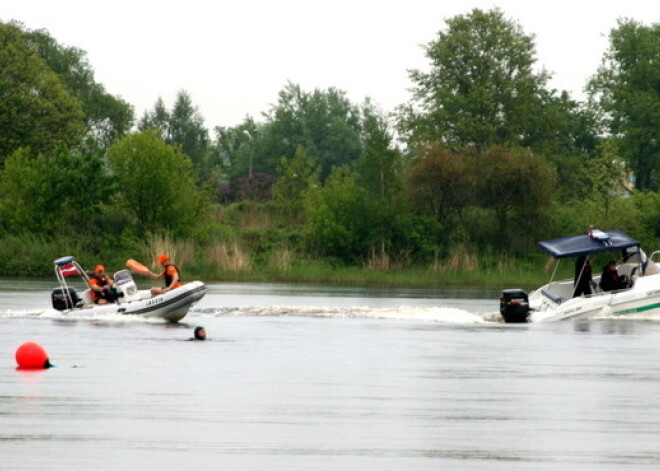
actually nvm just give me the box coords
[399,8,551,150]
[107,131,209,236]
[586,140,628,220]
[588,19,660,190]
[404,144,475,228]
[139,91,210,176]
[0,145,112,235]
[304,168,364,260]
[357,100,403,202]
[474,145,556,247]
[0,22,85,163]
[525,92,600,201]
[272,146,320,223]
[211,118,258,183]
[261,82,362,179]
[21,24,134,148]
[304,167,438,263]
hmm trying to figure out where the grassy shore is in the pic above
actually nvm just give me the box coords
[0,233,571,290]
[185,257,567,290]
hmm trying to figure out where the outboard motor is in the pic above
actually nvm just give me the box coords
[52,287,81,310]
[500,289,529,323]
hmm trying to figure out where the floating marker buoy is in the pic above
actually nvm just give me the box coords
[15,342,52,369]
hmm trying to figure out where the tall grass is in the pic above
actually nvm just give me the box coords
[146,233,194,269]
[268,246,293,272]
[364,244,390,270]
[205,241,252,271]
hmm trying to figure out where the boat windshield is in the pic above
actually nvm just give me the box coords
[113,270,134,286]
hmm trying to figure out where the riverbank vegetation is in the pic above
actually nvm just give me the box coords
[1,10,660,288]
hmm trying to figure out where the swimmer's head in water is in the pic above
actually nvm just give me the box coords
[194,326,206,340]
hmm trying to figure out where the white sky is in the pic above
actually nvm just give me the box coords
[2,1,659,130]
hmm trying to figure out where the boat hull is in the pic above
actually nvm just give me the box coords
[528,274,660,322]
[65,281,207,322]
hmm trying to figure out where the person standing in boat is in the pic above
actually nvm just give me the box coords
[573,255,593,297]
[89,265,116,304]
[148,255,182,296]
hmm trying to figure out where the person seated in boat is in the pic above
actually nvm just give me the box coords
[148,255,182,297]
[599,261,629,292]
[89,265,117,304]
[573,255,593,297]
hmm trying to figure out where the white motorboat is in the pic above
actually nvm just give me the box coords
[51,256,207,322]
[500,230,660,322]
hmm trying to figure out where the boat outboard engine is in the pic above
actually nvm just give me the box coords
[52,287,81,310]
[500,289,529,323]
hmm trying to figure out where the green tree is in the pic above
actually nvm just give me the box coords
[0,145,112,235]
[588,19,660,190]
[272,146,320,223]
[303,168,368,261]
[404,144,475,228]
[211,118,258,183]
[357,100,403,202]
[0,22,85,163]
[139,91,210,176]
[261,82,362,179]
[586,140,628,220]
[474,145,556,247]
[21,24,134,148]
[399,8,550,150]
[303,167,439,263]
[107,131,209,236]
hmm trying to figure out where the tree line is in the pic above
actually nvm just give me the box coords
[1,9,660,276]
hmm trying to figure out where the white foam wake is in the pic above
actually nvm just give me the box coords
[192,305,498,323]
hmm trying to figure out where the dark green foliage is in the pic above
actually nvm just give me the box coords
[260,82,362,179]
[107,131,210,236]
[272,147,320,223]
[22,25,134,148]
[0,145,113,236]
[589,19,660,190]
[303,168,440,264]
[139,91,210,176]
[400,8,550,149]
[357,101,403,202]
[0,22,85,163]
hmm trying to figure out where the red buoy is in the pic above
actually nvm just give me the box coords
[15,342,51,369]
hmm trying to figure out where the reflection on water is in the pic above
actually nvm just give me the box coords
[2,282,660,469]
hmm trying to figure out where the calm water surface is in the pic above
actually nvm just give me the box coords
[2,281,660,470]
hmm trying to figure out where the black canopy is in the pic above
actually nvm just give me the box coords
[538,230,639,259]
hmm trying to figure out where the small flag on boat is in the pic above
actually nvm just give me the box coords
[59,263,79,276]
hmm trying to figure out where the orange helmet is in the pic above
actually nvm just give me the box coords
[95,265,105,272]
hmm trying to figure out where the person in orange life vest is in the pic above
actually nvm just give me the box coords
[89,265,115,304]
[148,255,182,296]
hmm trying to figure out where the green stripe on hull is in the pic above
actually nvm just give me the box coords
[615,302,660,316]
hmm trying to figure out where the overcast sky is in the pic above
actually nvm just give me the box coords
[2,1,659,130]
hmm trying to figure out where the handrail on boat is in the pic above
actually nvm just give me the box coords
[650,251,660,263]
[541,289,565,305]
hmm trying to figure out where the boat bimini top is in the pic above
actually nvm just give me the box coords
[538,229,640,259]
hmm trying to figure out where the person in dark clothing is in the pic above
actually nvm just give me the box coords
[573,255,593,297]
[187,326,206,341]
[89,265,117,304]
[599,261,629,292]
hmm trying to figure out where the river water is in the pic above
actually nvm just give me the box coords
[2,280,660,470]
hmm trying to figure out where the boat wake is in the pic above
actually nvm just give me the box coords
[191,305,501,323]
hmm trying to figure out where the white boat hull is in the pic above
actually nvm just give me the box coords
[66,281,207,322]
[528,274,660,322]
